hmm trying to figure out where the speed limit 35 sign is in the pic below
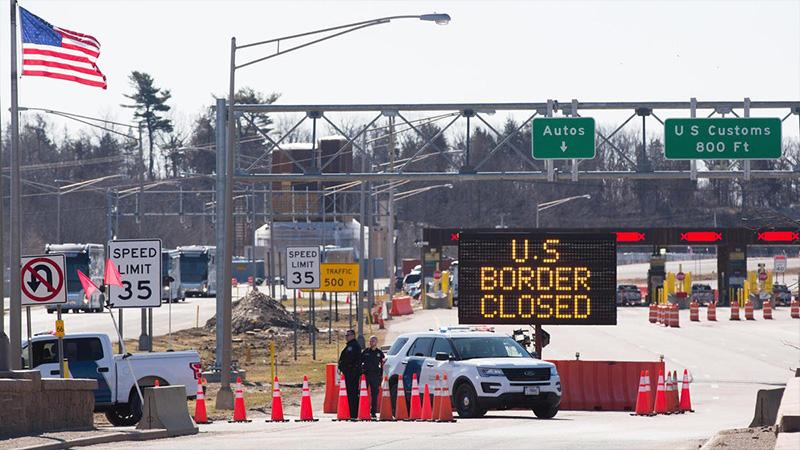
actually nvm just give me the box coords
[286,246,320,289]
[108,239,162,308]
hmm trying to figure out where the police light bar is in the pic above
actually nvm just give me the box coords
[439,325,495,333]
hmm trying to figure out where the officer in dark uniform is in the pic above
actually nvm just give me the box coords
[338,329,361,416]
[361,335,385,416]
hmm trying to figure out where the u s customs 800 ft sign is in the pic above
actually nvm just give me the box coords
[458,231,616,325]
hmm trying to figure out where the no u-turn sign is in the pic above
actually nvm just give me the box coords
[21,254,67,306]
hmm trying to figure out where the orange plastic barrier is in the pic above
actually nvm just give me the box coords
[323,363,338,413]
[548,360,665,411]
[390,296,414,316]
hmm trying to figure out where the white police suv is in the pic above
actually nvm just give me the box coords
[384,326,561,418]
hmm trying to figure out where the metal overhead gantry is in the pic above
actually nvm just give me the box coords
[231,100,800,184]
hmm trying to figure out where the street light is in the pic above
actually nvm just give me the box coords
[218,12,451,409]
[535,194,591,228]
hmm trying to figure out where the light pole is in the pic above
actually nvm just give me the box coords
[218,12,451,409]
[535,194,592,228]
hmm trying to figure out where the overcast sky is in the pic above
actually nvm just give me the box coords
[1,0,799,139]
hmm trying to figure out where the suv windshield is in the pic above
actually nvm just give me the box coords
[451,337,530,360]
[404,273,421,284]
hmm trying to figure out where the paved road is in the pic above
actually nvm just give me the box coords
[616,256,800,285]
[94,306,799,449]
[2,295,219,342]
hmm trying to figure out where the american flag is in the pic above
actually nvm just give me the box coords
[19,7,107,89]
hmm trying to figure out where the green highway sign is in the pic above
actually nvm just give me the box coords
[532,117,596,159]
[664,118,782,160]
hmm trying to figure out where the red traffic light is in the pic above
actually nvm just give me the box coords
[615,231,646,243]
[757,231,799,243]
[680,231,723,242]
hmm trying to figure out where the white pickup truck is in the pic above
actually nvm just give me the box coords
[23,332,201,426]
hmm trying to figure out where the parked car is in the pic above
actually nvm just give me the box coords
[690,283,715,306]
[772,284,792,306]
[616,284,644,306]
[403,270,422,295]
[383,327,561,419]
[23,332,201,426]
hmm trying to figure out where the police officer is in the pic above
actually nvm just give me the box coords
[361,335,385,416]
[338,329,361,417]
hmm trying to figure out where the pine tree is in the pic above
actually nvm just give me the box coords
[122,71,173,180]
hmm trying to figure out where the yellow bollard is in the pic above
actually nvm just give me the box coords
[666,272,676,296]
[62,359,72,378]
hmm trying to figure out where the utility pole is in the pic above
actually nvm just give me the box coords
[387,114,396,300]
[357,133,367,343]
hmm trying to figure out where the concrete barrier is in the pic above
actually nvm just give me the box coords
[777,377,800,433]
[548,360,664,411]
[749,387,784,427]
[390,296,414,316]
[423,292,451,310]
[136,385,198,435]
[0,370,97,439]
[323,363,338,413]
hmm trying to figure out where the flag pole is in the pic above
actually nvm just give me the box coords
[9,0,23,370]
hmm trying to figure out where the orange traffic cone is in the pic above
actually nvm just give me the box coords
[679,369,694,412]
[266,376,288,422]
[644,370,652,411]
[632,370,652,416]
[334,374,351,421]
[437,373,455,422]
[745,300,755,320]
[230,377,251,422]
[791,299,800,319]
[296,375,318,422]
[730,298,740,320]
[395,378,409,420]
[672,371,681,413]
[379,376,394,421]
[653,371,667,414]
[409,373,422,420]
[357,375,372,421]
[707,301,717,321]
[667,372,677,413]
[420,384,433,421]
[431,373,441,420]
[194,377,211,424]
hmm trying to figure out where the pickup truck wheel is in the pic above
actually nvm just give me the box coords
[104,404,139,427]
[532,402,559,419]
[454,383,485,418]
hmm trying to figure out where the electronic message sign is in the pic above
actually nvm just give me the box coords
[458,231,616,325]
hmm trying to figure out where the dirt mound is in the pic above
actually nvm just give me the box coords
[205,290,313,334]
